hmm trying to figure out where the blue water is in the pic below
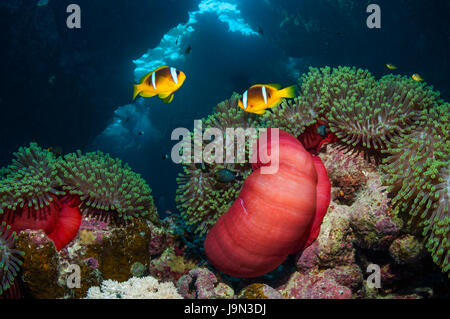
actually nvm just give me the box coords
[0,0,449,216]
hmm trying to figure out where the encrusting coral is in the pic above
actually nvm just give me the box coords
[56,150,158,224]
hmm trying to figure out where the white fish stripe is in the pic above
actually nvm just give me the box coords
[261,85,268,104]
[151,72,157,90]
[170,67,178,84]
[243,90,248,109]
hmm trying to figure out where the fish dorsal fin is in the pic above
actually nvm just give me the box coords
[267,83,282,90]
[139,66,169,83]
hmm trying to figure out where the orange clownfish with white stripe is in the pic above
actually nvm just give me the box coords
[133,66,186,103]
[238,84,296,115]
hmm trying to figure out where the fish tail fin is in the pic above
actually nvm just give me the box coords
[133,84,141,100]
[278,85,297,99]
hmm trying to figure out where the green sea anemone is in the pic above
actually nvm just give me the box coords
[0,221,25,295]
[296,66,442,159]
[0,167,8,179]
[56,151,158,224]
[176,163,251,236]
[0,143,63,214]
[382,103,449,274]
[176,95,260,235]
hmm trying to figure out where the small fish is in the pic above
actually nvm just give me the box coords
[280,15,291,28]
[412,73,423,82]
[184,45,192,55]
[238,84,296,115]
[48,75,56,85]
[37,0,49,7]
[257,25,264,35]
[316,124,329,139]
[162,154,169,160]
[214,168,241,183]
[133,66,186,103]
[386,63,397,70]
[164,209,173,215]
[138,131,144,136]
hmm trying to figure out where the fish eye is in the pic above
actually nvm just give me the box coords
[176,70,180,75]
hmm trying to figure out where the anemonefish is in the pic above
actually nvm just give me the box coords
[412,73,423,82]
[133,66,186,103]
[238,84,296,115]
[386,63,397,70]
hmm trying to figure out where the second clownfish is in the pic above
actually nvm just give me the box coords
[238,84,296,115]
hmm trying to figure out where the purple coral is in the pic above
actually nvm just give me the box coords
[177,268,218,299]
[282,272,352,299]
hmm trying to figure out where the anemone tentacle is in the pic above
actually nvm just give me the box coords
[381,103,449,273]
[0,221,25,296]
[56,151,158,224]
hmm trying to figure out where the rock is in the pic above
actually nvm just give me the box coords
[177,267,234,299]
[238,283,284,299]
[281,272,352,299]
[350,173,403,250]
[389,235,425,265]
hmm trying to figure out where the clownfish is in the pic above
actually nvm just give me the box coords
[238,84,296,115]
[133,66,186,103]
[412,73,423,82]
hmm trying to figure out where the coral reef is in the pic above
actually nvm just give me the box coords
[56,150,158,224]
[85,276,183,299]
[3,65,448,298]
[15,216,156,298]
[148,245,197,282]
[292,145,448,298]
